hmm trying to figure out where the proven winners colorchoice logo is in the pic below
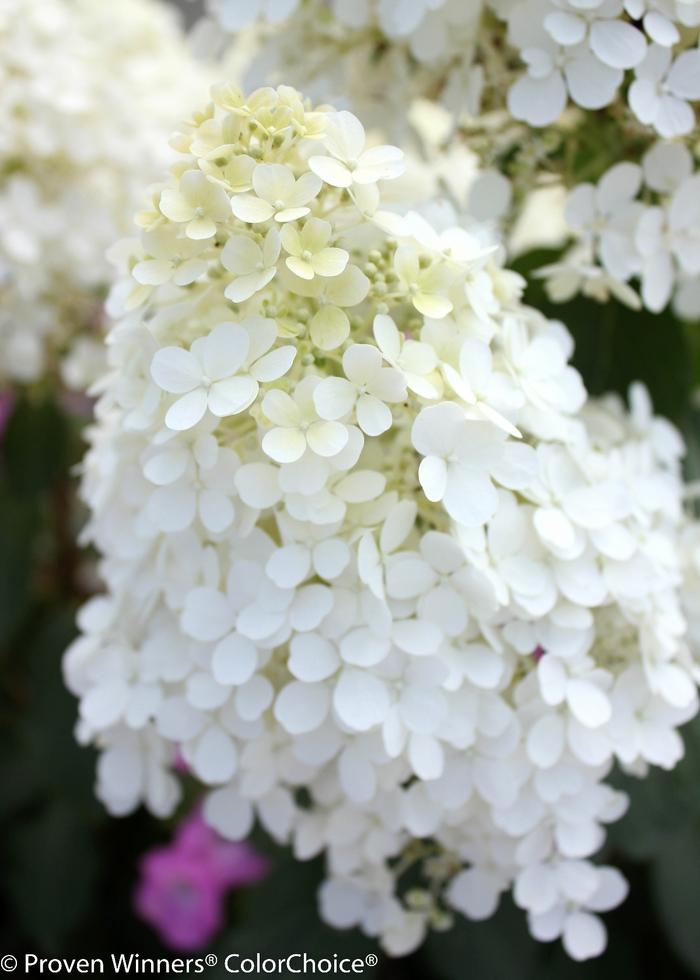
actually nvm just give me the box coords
[10,953,379,975]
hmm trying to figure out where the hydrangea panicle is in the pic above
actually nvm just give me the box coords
[65,82,700,962]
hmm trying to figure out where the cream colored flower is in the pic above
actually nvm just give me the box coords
[159,171,232,240]
[281,218,349,280]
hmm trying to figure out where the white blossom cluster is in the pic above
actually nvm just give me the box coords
[197,0,485,135]
[506,0,700,130]
[540,141,700,317]
[64,84,700,962]
[0,0,207,386]
[200,0,700,137]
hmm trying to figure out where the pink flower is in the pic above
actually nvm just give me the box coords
[134,807,270,950]
[134,848,225,950]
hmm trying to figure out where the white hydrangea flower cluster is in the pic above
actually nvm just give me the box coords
[64,84,700,962]
[540,141,700,318]
[506,0,700,130]
[193,0,485,140]
[200,0,700,137]
[0,0,207,385]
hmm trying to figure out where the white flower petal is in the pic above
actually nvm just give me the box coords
[418,455,448,502]
[356,393,393,436]
[545,11,586,45]
[235,462,281,508]
[181,587,235,642]
[250,346,296,382]
[221,235,261,275]
[165,388,208,431]
[208,377,259,417]
[333,668,390,731]
[563,912,607,961]
[266,544,312,588]
[508,73,567,126]
[204,788,253,841]
[565,54,621,110]
[204,322,250,380]
[307,420,349,457]
[314,377,357,420]
[313,248,349,278]
[310,306,350,350]
[199,489,235,533]
[231,194,275,223]
[526,714,565,767]
[151,347,201,394]
[289,633,340,682]
[667,49,700,99]
[275,681,330,734]
[192,727,238,784]
[590,20,646,70]
[567,679,612,727]
[212,632,258,686]
[262,426,307,463]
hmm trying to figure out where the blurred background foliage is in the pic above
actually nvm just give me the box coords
[2,274,700,979]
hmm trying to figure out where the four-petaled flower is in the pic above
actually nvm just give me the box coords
[261,375,350,462]
[231,164,321,223]
[281,218,349,280]
[314,343,407,436]
[310,110,404,187]
[394,245,456,319]
[151,320,295,430]
[160,171,232,240]
[222,227,282,302]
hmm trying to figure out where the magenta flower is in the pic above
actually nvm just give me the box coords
[134,807,270,950]
[134,848,225,950]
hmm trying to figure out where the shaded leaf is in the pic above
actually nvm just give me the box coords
[419,897,538,980]
[3,395,72,496]
[0,489,38,638]
[652,825,700,976]
[5,799,98,952]
[213,851,376,967]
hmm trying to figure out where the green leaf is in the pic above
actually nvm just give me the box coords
[5,798,99,952]
[682,401,700,482]
[651,824,700,976]
[608,714,700,862]
[534,922,642,980]
[570,302,691,423]
[607,772,688,863]
[0,606,95,814]
[0,488,39,638]
[419,898,538,980]
[3,394,74,496]
[213,851,376,964]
